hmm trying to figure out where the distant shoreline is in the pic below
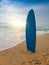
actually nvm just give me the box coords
[37,29,49,31]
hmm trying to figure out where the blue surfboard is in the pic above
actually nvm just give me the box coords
[26,9,36,52]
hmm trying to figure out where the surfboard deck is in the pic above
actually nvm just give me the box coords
[26,9,36,52]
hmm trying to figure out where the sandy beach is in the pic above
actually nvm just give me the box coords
[0,34,49,65]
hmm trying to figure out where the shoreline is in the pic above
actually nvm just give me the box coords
[0,29,49,51]
[0,33,49,52]
[0,34,49,65]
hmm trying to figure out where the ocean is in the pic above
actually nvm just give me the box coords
[0,24,49,51]
[0,0,49,51]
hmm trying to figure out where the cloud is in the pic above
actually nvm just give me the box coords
[0,1,49,27]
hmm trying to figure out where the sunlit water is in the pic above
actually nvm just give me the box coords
[0,25,49,51]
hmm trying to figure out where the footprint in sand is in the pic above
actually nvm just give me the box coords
[42,53,49,60]
[32,60,41,65]
[34,61,41,65]
[42,53,49,64]
[21,62,25,65]
[21,60,33,65]
[21,60,41,65]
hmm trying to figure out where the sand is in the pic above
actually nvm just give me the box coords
[0,34,49,65]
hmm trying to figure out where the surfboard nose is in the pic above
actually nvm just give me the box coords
[29,9,34,14]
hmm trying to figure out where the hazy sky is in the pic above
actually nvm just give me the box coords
[0,0,49,27]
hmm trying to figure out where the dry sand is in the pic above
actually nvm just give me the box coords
[0,34,49,65]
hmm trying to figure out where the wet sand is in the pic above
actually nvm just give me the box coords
[0,34,49,65]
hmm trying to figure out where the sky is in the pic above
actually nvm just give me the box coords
[9,0,49,4]
[0,0,49,27]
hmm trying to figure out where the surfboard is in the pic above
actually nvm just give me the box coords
[26,9,36,52]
